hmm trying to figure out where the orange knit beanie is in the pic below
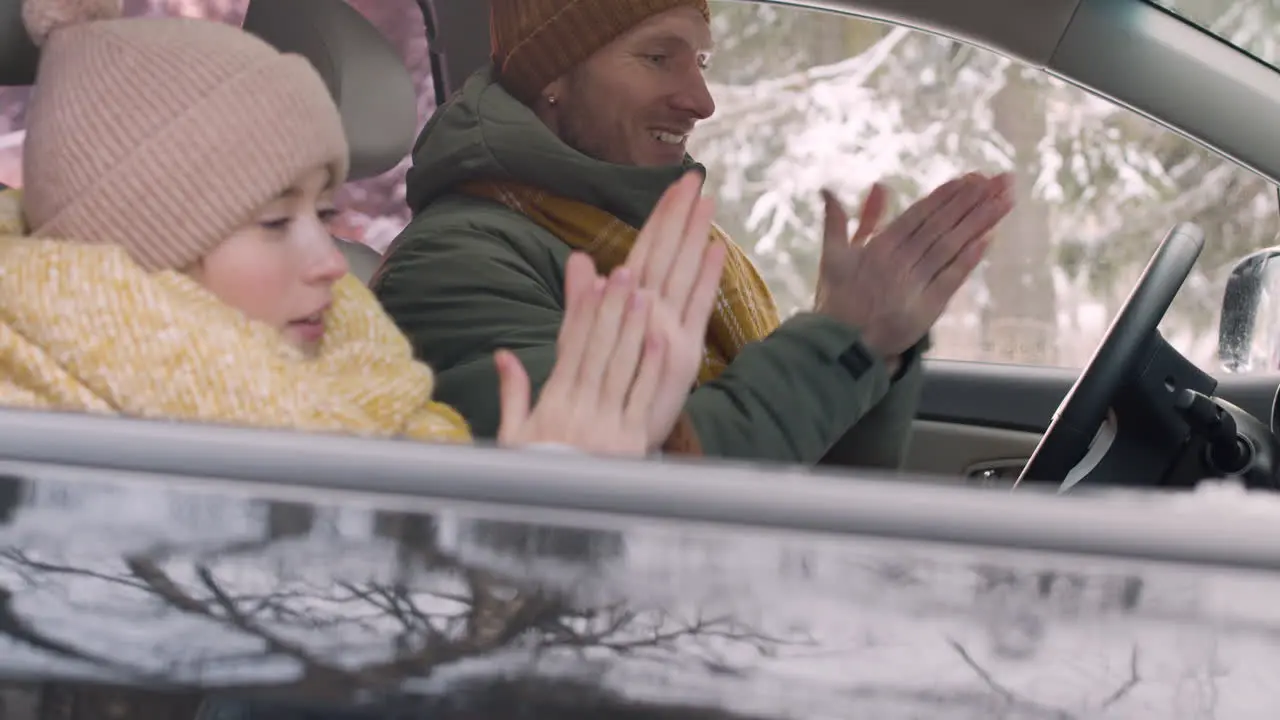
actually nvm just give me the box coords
[19,0,349,271]
[490,0,710,105]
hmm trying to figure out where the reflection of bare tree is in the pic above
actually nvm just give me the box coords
[973,563,1144,616]
[6,674,783,720]
[0,584,135,671]
[387,676,778,720]
[373,511,437,561]
[0,474,25,527]
[37,682,202,720]
[264,502,313,541]
[196,676,779,720]
[463,520,625,567]
[1172,635,1227,719]
[0,532,784,703]
[0,551,164,679]
[947,637,1143,717]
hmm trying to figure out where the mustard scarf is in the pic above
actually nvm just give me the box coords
[458,180,782,383]
[0,189,471,443]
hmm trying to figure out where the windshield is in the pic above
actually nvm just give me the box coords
[1151,0,1280,67]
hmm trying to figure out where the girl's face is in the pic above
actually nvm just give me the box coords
[189,166,349,354]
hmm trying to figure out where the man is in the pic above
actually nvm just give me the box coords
[372,0,1013,466]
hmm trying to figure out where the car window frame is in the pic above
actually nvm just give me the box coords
[0,406,1279,572]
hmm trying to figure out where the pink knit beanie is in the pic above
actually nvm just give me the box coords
[19,0,350,271]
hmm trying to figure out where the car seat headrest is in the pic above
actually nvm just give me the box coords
[336,235,382,284]
[243,0,419,180]
[0,0,39,86]
[0,0,419,182]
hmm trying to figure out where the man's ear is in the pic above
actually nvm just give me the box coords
[540,75,569,107]
[532,76,570,131]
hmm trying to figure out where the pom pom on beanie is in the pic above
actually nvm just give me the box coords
[22,0,123,46]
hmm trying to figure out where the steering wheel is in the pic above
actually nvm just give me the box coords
[1015,223,1205,490]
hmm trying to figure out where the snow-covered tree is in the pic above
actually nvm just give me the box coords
[692,0,1280,368]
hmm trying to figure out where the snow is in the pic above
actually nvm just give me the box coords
[689,3,1280,373]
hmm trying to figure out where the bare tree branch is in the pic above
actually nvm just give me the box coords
[946,637,1023,704]
[1100,645,1142,709]
[123,556,360,696]
[945,637,1074,719]
[3,536,790,701]
[194,564,338,672]
[0,549,150,592]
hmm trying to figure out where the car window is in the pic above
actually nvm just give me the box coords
[690,0,1280,371]
[1151,0,1280,69]
[0,0,432,252]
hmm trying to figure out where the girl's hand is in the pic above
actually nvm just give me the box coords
[495,252,664,455]
[625,172,726,447]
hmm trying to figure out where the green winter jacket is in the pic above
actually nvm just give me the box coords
[372,67,925,467]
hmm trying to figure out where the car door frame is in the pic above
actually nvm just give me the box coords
[4,406,1280,573]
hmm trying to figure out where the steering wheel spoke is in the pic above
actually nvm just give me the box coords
[1015,223,1205,490]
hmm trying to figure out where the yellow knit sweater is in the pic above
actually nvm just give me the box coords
[0,189,471,443]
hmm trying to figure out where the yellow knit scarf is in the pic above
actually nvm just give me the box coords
[459,180,781,383]
[0,189,471,443]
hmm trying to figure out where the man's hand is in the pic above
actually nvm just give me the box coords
[816,172,1014,366]
[624,171,726,447]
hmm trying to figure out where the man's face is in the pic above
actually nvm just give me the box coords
[542,7,715,167]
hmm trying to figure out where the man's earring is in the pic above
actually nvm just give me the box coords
[546,94,558,106]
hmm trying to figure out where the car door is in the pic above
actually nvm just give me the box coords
[4,408,1280,717]
[424,0,1280,484]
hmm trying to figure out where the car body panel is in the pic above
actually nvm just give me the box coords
[0,438,1279,716]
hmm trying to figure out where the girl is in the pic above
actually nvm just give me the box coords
[0,0,724,455]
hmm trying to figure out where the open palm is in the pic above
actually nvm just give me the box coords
[625,172,726,447]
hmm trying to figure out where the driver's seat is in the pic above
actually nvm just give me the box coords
[0,0,417,284]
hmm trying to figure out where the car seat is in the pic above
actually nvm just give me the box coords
[0,0,418,284]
